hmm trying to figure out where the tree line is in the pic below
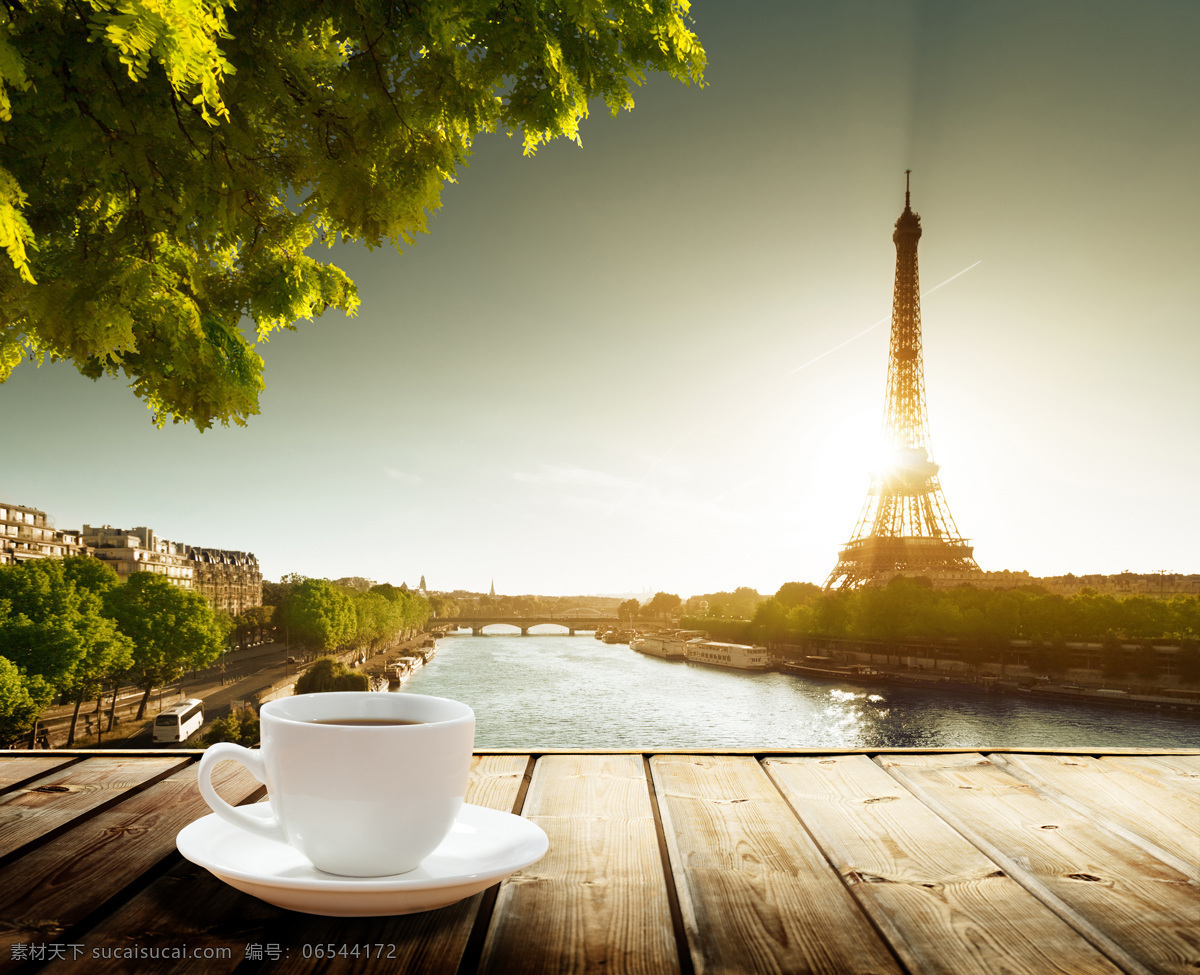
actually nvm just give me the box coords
[0,557,226,744]
[681,579,1200,679]
[618,593,683,621]
[265,576,431,654]
[0,560,436,745]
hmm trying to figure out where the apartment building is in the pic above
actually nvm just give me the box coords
[0,502,86,564]
[186,546,263,615]
[80,525,194,587]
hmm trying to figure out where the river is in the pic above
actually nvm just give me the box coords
[401,629,1200,749]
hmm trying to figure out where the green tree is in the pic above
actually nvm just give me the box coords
[240,604,275,644]
[774,582,821,609]
[105,572,226,719]
[262,575,303,607]
[427,594,459,620]
[58,557,133,744]
[276,578,357,652]
[0,654,47,745]
[0,556,132,742]
[0,0,705,429]
[857,579,922,647]
[368,583,431,638]
[352,590,395,651]
[807,593,851,638]
[617,598,640,622]
[644,592,682,619]
[749,598,790,645]
[203,706,260,746]
[295,656,369,693]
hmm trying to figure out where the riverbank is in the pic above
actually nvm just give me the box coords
[15,632,439,750]
[609,629,1200,719]
[754,645,1200,717]
[406,632,1200,749]
[780,663,1200,717]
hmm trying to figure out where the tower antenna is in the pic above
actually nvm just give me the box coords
[905,169,911,209]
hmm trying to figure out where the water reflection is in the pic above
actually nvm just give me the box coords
[402,631,1200,750]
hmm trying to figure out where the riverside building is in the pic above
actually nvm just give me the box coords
[0,501,86,564]
[3,499,263,613]
[80,525,194,588]
[185,545,263,615]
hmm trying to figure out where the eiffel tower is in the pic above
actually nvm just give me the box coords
[825,174,981,589]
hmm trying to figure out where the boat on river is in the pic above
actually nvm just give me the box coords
[685,640,771,671]
[782,658,887,685]
[631,629,705,661]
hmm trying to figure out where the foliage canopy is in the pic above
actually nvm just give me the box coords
[295,655,369,694]
[0,556,132,740]
[104,570,226,717]
[0,0,705,428]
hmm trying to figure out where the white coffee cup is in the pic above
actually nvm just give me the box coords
[198,692,475,877]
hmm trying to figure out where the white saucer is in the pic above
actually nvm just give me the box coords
[177,802,548,916]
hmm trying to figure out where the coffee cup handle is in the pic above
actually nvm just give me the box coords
[198,742,285,843]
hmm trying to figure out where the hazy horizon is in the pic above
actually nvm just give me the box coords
[3,1,1197,595]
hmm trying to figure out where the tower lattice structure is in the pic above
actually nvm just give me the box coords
[825,175,980,589]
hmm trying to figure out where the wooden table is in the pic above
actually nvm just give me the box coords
[1,748,1198,974]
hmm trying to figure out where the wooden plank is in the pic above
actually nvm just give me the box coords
[1098,754,1200,789]
[652,754,903,975]
[259,754,533,975]
[0,756,189,859]
[993,754,1200,879]
[880,752,1200,975]
[0,756,79,793]
[766,755,1123,975]
[0,750,208,758]
[478,754,679,975]
[44,755,532,975]
[0,760,261,973]
[466,747,1200,756]
[5,746,1200,758]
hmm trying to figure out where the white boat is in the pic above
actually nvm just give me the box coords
[631,629,704,661]
[684,640,772,671]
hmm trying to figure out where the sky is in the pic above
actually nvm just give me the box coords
[2,1,1198,597]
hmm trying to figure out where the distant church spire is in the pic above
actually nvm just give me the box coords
[489,579,495,597]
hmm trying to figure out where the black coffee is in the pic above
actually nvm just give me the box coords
[310,718,425,726]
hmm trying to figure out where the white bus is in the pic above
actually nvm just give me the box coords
[153,698,205,743]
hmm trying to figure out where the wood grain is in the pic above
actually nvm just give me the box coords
[1097,754,1200,791]
[479,754,679,975]
[5,749,1200,975]
[880,752,1200,975]
[652,754,902,975]
[0,760,262,973]
[0,757,80,793]
[466,747,1200,757]
[0,756,189,859]
[766,754,1122,975]
[993,754,1200,879]
[43,755,533,975]
[258,754,533,975]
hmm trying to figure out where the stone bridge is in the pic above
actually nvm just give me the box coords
[433,615,620,636]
